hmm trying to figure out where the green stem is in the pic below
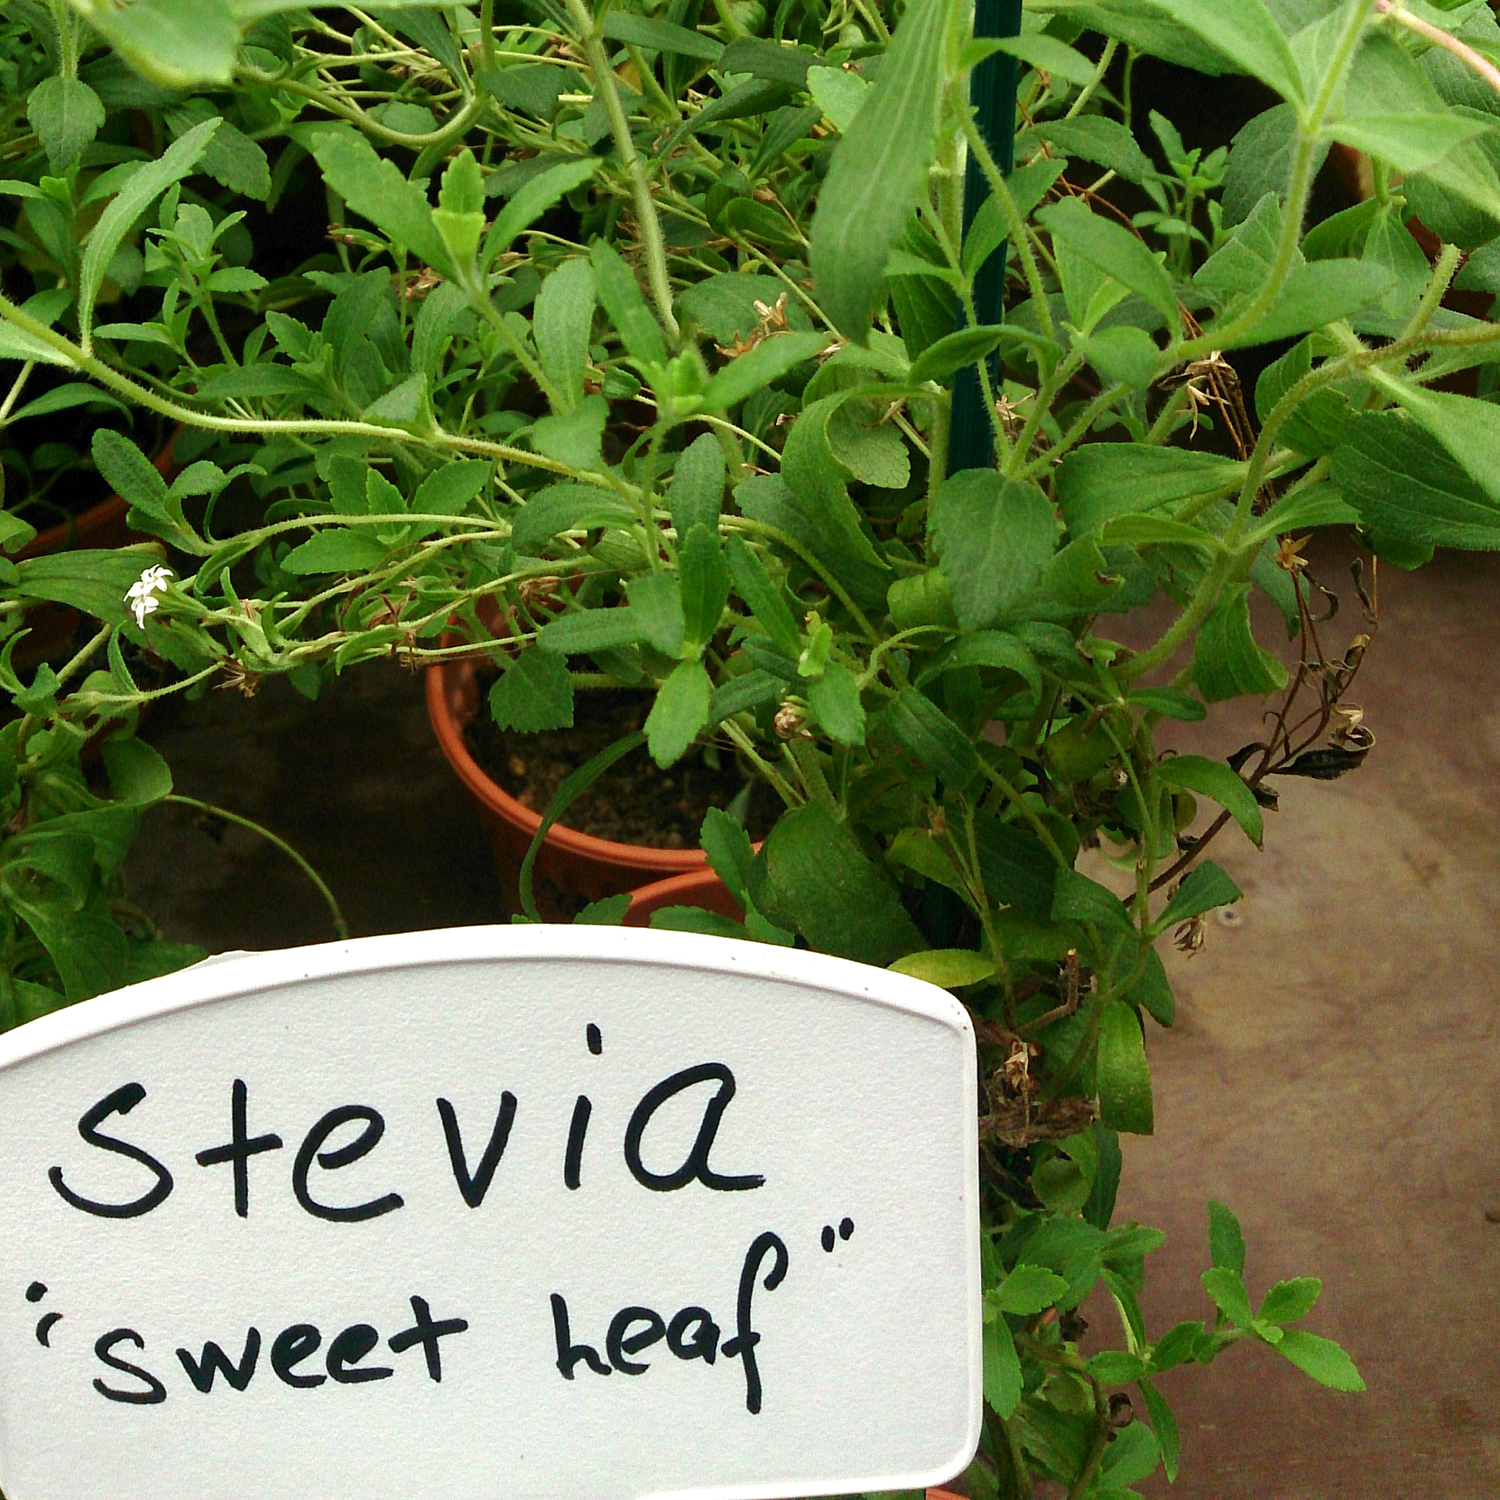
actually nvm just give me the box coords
[1117,548,1235,684]
[563,0,680,343]
[161,795,349,940]
[959,105,1056,343]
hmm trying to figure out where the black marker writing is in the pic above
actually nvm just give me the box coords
[50,1084,173,1219]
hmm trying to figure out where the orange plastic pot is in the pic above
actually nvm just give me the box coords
[623,868,745,927]
[426,652,712,913]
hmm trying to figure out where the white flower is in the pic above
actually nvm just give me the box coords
[125,565,174,629]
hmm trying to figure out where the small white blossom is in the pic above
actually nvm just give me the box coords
[125,565,173,629]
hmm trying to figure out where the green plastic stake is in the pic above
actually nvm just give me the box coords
[947,0,1022,476]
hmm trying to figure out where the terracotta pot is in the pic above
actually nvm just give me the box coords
[12,433,176,663]
[624,868,745,927]
[425,652,711,914]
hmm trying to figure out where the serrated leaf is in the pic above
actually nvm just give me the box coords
[488,647,573,733]
[679,524,729,649]
[1259,1276,1321,1326]
[669,434,725,539]
[645,659,712,767]
[304,125,451,274]
[994,1263,1070,1315]
[282,529,391,575]
[1139,1378,1181,1482]
[27,76,105,173]
[590,237,667,369]
[534,257,595,413]
[1207,1199,1246,1276]
[700,806,754,904]
[1029,115,1153,183]
[809,0,959,338]
[1057,443,1242,535]
[509,483,634,554]
[930,470,1056,631]
[983,1319,1023,1416]
[752,801,923,965]
[77,0,240,86]
[909,325,1008,385]
[1273,1329,1365,1392]
[1202,1265,1254,1329]
[1158,754,1263,846]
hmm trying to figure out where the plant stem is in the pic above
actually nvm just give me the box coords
[1376,1,1500,96]
[161,795,349,940]
[563,0,680,344]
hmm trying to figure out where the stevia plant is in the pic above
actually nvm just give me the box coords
[5,0,1500,1490]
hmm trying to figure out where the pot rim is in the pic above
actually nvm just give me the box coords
[424,652,710,874]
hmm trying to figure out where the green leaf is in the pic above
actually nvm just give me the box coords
[1207,1199,1246,1276]
[916,631,1040,693]
[1158,861,1242,928]
[1202,1265,1254,1329]
[930,471,1056,631]
[1037,197,1180,334]
[1193,584,1289,702]
[889,948,996,988]
[575,894,633,925]
[304,125,451,274]
[540,607,648,656]
[600,11,723,60]
[413,460,490,516]
[645,659,712,767]
[1331,410,1500,549]
[989,31,1097,87]
[628,571,686,656]
[534,257,596,412]
[976,816,1058,918]
[1029,116,1153,184]
[590,238,668,369]
[701,332,826,412]
[809,0,958,337]
[1331,112,1500,223]
[1139,1379,1181,1483]
[1158,755,1263,846]
[1097,999,1154,1135]
[679,524,729,649]
[807,64,871,132]
[10,383,128,422]
[101,736,172,806]
[1128,686,1205,721]
[669,434,725,539]
[76,0,240,86]
[1043,536,1123,612]
[282,530,391,575]
[1087,1350,1148,1384]
[1076,325,1160,389]
[994,1264,1070,1315]
[807,661,866,746]
[1227,260,1396,346]
[8,549,151,628]
[882,688,982,795]
[531,395,607,470]
[510,483,635,554]
[725,535,801,657]
[1088,0,1303,103]
[1273,1328,1364,1392]
[488,647,574,733]
[1056,443,1242,535]
[27,76,105,173]
[80,116,219,347]
[909,326,1009,385]
[983,1319,1023,1416]
[487,158,599,266]
[752,801,924,965]
[1259,1277,1321,1327]
[196,115,270,200]
[700,806,754,904]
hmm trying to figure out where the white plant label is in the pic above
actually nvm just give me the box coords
[0,927,980,1500]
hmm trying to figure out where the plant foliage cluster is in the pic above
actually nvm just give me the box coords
[6,0,1500,1490]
